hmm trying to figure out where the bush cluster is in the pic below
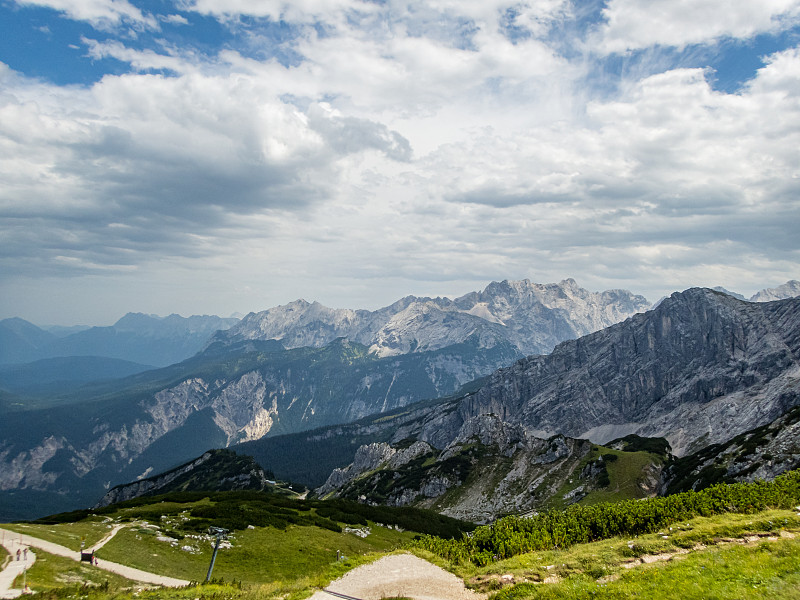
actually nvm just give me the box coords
[186,499,342,533]
[411,469,800,565]
[31,489,474,539]
[306,498,474,539]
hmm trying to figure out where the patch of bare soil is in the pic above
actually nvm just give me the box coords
[309,554,487,600]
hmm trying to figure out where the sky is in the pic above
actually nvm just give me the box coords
[1,0,799,326]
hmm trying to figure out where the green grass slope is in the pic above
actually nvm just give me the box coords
[4,489,473,593]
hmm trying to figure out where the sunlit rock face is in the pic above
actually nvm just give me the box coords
[210,278,651,357]
[317,290,800,521]
[446,288,800,457]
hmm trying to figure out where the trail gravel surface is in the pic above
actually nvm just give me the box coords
[0,528,189,588]
[309,553,486,600]
[0,534,36,599]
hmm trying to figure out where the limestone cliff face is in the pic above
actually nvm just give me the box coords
[317,414,596,523]
[316,290,800,519]
[404,289,800,457]
[0,436,65,490]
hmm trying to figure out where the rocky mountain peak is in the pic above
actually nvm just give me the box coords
[210,279,651,359]
[441,288,800,457]
[750,280,800,302]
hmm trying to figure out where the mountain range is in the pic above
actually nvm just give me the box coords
[306,288,800,520]
[0,313,240,367]
[91,283,800,522]
[210,278,650,357]
[1,279,798,522]
[0,278,651,520]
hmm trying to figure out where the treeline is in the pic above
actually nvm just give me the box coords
[411,469,800,565]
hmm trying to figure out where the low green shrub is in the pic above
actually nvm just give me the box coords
[411,469,800,565]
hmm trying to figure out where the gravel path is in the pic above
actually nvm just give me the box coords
[0,527,189,589]
[86,524,126,552]
[0,535,36,599]
[309,554,486,600]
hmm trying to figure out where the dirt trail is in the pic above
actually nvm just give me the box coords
[0,535,36,599]
[309,553,486,600]
[0,527,189,589]
[86,524,125,552]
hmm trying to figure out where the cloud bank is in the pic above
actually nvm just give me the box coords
[1,0,799,323]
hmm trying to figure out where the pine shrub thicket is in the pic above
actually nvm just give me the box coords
[411,469,800,565]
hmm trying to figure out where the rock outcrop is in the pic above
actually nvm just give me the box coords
[319,414,604,522]
[95,449,278,507]
[661,405,800,494]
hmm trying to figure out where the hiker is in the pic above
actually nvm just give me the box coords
[16,549,20,561]
[23,548,27,560]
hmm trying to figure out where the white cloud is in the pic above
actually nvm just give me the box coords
[182,0,365,23]
[161,14,190,26]
[14,0,158,29]
[1,2,799,322]
[83,38,195,73]
[594,0,800,53]
[0,57,411,281]
[394,46,800,297]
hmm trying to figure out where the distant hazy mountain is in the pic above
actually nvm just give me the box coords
[0,313,239,367]
[212,278,651,357]
[0,356,155,402]
[750,280,800,302]
[42,324,93,337]
[0,318,57,364]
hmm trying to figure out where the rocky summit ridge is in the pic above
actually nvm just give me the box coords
[384,288,800,457]
[209,278,651,357]
[316,289,800,520]
[524,289,794,452]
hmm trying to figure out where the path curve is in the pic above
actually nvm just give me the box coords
[86,524,126,553]
[0,535,36,599]
[309,554,486,600]
[0,528,189,589]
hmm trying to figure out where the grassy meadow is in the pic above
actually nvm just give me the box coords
[2,490,463,597]
[4,516,118,551]
[12,548,135,593]
[547,446,664,510]
[9,507,800,600]
[94,517,415,584]
[457,509,800,593]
